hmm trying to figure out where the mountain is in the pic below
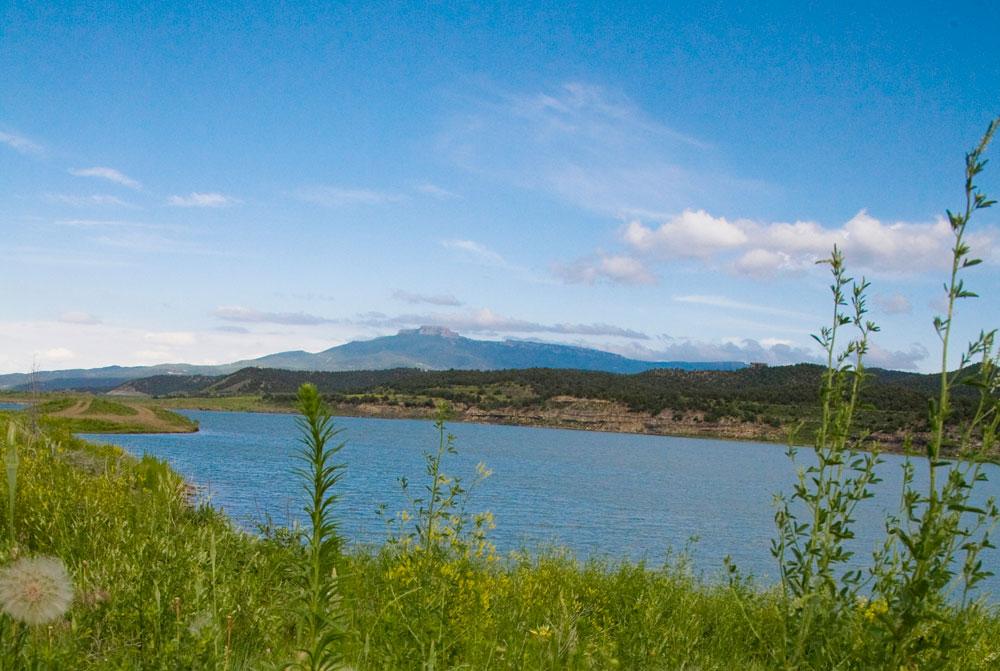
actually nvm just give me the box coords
[0,326,745,391]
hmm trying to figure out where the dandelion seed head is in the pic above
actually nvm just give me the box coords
[0,556,74,625]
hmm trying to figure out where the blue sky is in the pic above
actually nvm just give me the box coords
[1,1,998,373]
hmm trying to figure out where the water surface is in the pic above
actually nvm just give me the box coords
[87,409,1000,596]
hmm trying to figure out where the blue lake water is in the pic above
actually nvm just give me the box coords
[86,409,1000,597]
[0,402,26,410]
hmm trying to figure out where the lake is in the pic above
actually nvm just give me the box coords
[86,409,1000,597]
[0,402,26,411]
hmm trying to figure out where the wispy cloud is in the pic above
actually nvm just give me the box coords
[0,130,44,156]
[553,254,656,286]
[90,230,236,256]
[213,304,648,339]
[357,308,649,339]
[441,239,508,267]
[54,218,176,232]
[673,294,817,320]
[874,292,913,315]
[415,183,460,200]
[69,166,141,190]
[293,185,404,207]
[0,245,135,268]
[392,290,464,306]
[46,193,134,207]
[213,306,338,326]
[167,192,240,207]
[58,311,102,325]
[439,82,762,217]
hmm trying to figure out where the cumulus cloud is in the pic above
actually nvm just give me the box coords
[58,311,102,325]
[167,192,240,207]
[293,185,403,206]
[874,292,913,315]
[619,209,997,277]
[392,290,464,306]
[553,254,656,285]
[609,338,820,366]
[865,342,929,371]
[69,166,141,190]
[213,306,337,326]
[623,210,748,259]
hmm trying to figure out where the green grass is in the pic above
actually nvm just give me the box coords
[0,417,998,669]
[86,398,139,416]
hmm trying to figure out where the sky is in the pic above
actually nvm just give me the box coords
[1,1,998,374]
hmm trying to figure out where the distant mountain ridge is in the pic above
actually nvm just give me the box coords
[0,327,745,391]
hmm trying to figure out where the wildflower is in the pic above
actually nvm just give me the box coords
[0,556,74,625]
[863,597,889,623]
[529,624,553,640]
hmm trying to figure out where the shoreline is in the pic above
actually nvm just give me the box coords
[142,395,933,455]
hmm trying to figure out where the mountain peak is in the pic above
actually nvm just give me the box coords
[399,326,460,338]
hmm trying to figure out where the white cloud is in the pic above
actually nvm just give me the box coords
[144,331,196,346]
[167,192,240,207]
[356,308,649,339]
[293,186,403,206]
[47,193,133,207]
[609,338,820,366]
[392,290,464,306]
[733,249,811,278]
[416,183,460,199]
[91,231,230,256]
[58,311,102,325]
[874,292,913,315]
[0,320,347,373]
[673,294,816,320]
[0,130,44,156]
[618,209,997,278]
[554,254,656,285]
[213,306,338,326]
[623,210,748,259]
[441,239,508,267]
[865,342,929,371]
[440,82,766,218]
[41,347,75,362]
[69,166,141,190]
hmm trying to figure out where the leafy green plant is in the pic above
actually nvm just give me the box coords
[770,246,883,667]
[868,118,1000,668]
[287,383,347,670]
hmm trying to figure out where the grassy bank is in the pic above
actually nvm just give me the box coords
[3,395,199,434]
[1,414,998,669]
